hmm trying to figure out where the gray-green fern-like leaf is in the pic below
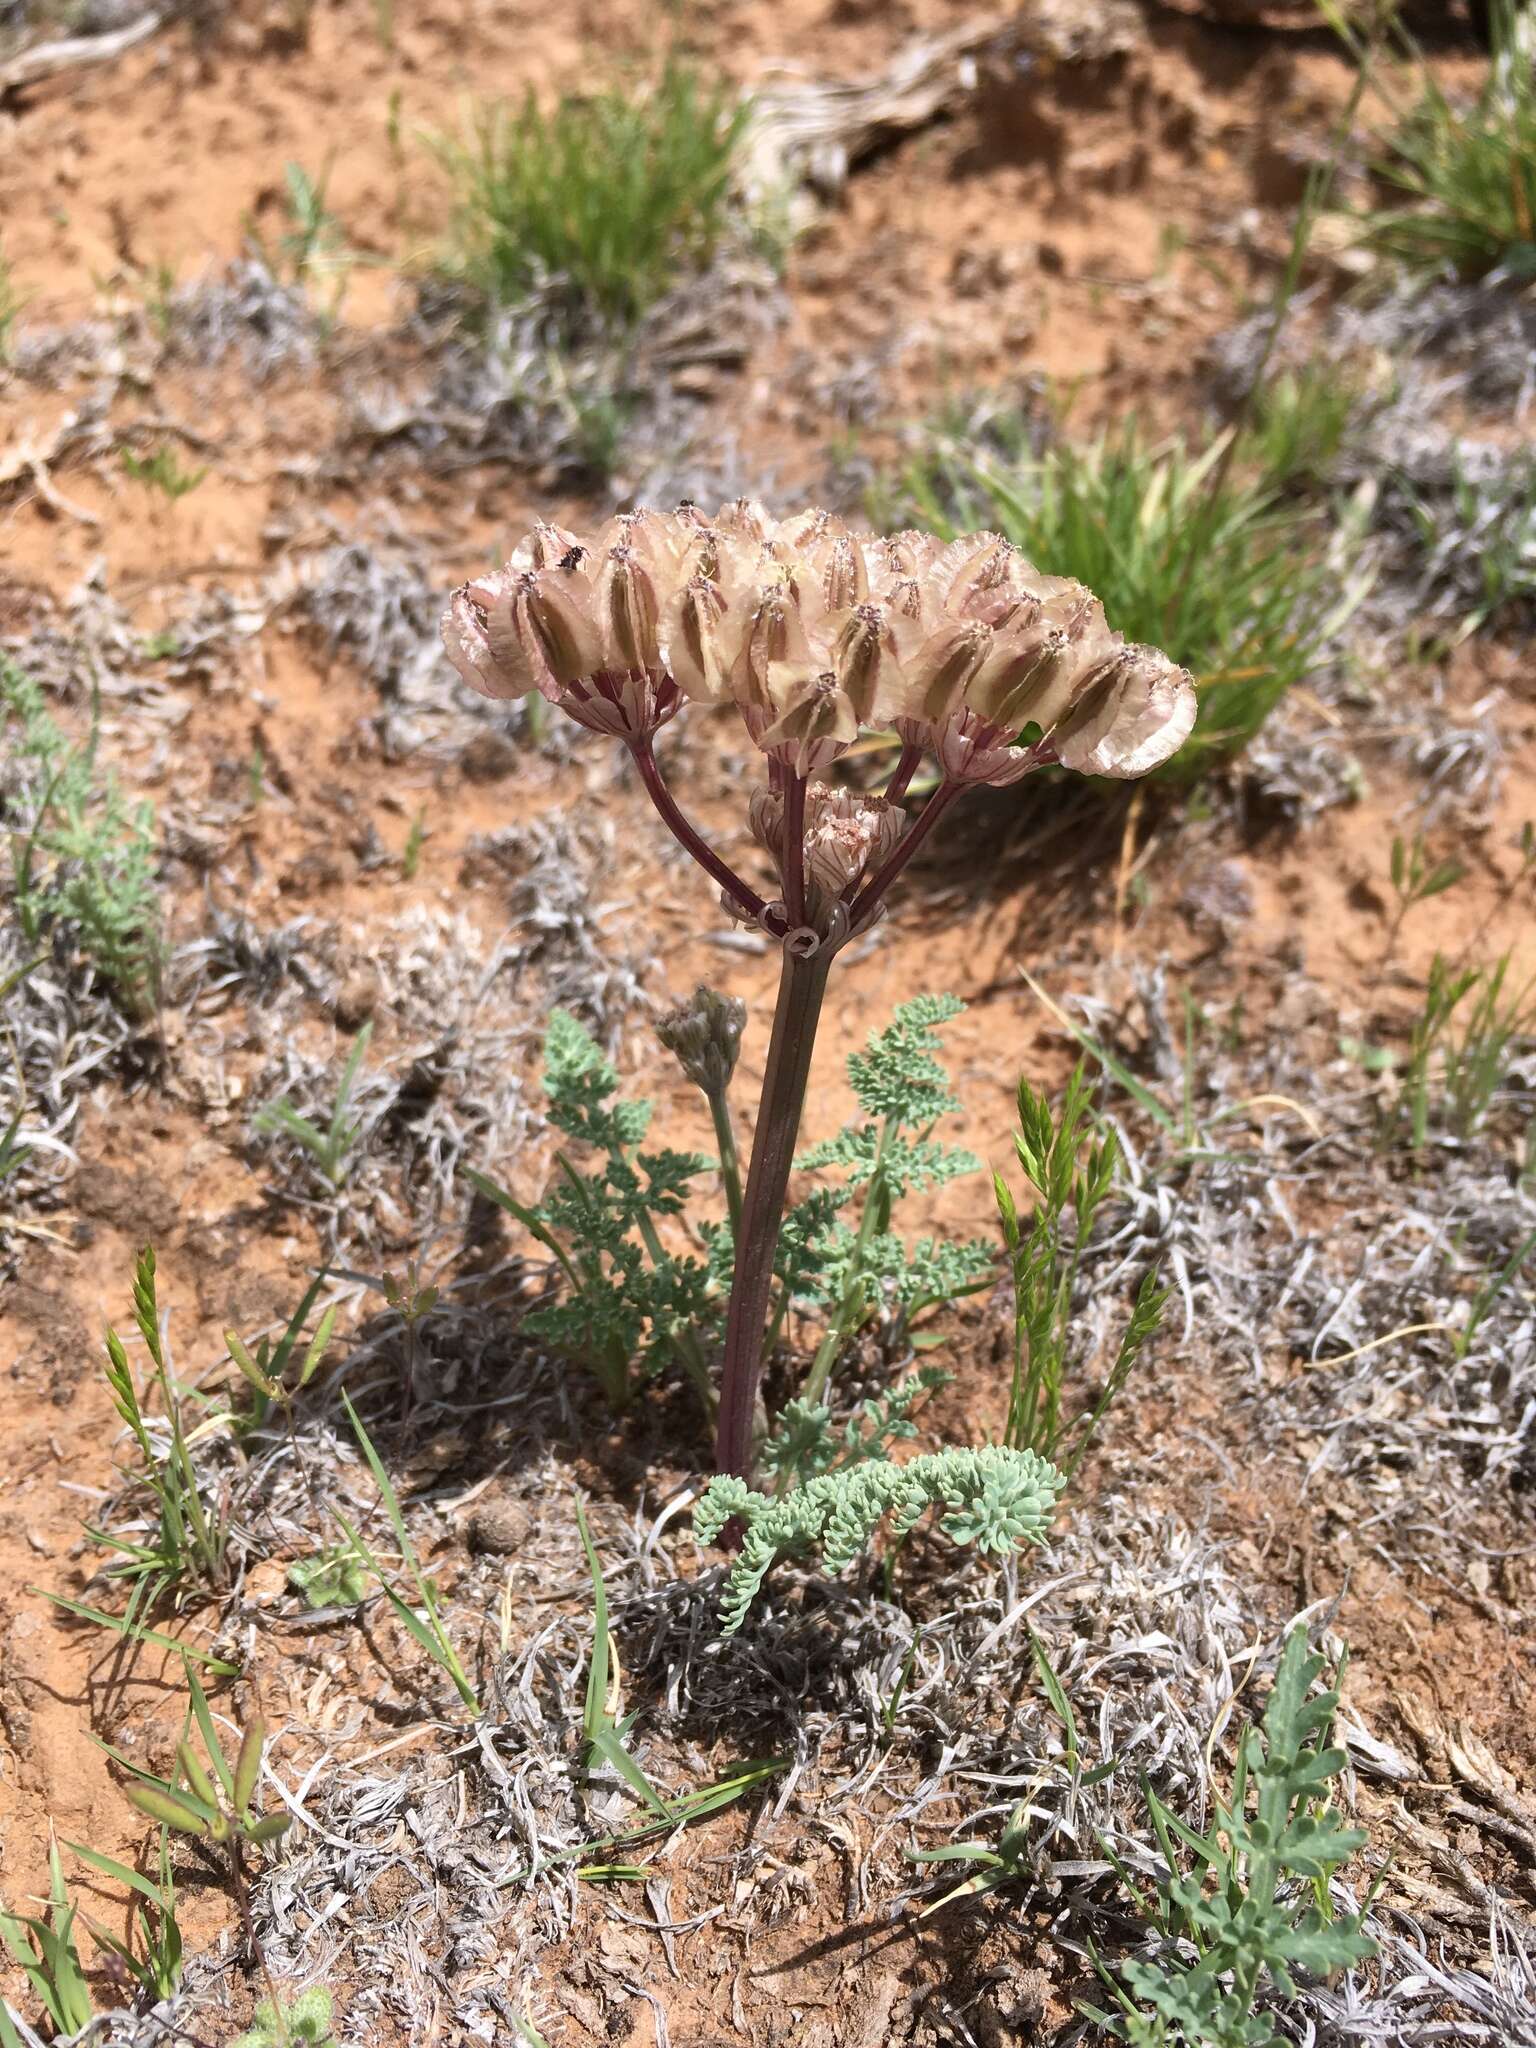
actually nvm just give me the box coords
[694,1444,1064,1634]
[1106,1626,1378,2048]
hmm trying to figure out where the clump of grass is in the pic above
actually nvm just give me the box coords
[1399,951,1536,1149]
[0,660,161,1013]
[244,160,358,330]
[93,1247,232,1609]
[1360,0,1536,282]
[1406,449,1536,634]
[427,59,750,332]
[1,1842,95,2039]
[252,1023,374,1187]
[882,414,1359,781]
[1237,361,1361,491]
[110,1666,293,2018]
[997,1061,1167,1477]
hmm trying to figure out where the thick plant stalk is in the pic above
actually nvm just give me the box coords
[714,943,833,1477]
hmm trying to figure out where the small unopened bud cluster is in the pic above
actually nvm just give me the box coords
[749,785,904,921]
[655,986,747,1096]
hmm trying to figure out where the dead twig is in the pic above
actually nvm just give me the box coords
[0,11,163,95]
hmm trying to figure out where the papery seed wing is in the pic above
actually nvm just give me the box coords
[1054,646,1198,778]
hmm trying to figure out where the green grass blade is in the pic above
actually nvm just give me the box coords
[64,1840,172,1913]
[1020,971,1178,1133]
[1026,1625,1080,1768]
[33,1589,238,1674]
[463,1165,586,1292]
[184,1668,235,1803]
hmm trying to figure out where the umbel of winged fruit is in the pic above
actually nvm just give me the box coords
[441,502,1197,785]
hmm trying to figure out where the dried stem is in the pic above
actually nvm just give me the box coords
[629,738,768,923]
[229,1835,287,2033]
[714,943,833,1478]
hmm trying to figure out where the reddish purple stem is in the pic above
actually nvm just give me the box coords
[883,739,925,807]
[845,779,963,931]
[629,738,768,924]
[714,943,832,1478]
[781,773,808,928]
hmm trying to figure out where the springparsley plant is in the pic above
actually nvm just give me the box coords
[443,502,1195,1489]
[696,1444,1064,1634]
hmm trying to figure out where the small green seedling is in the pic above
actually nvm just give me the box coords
[1,659,161,1013]
[226,1270,336,1428]
[0,1840,95,2037]
[287,1542,369,1608]
[905,1629,1114,1915]
[401,808,426,878]
[575,1495,672,1820]
[253,1023,373,1186]
[1090,1627,1377,2047]
[233,1985,338,2048]
[1380,832,1466,975]
[334,1393,478,1710]
[907,1800,1037,1915]
[244,159,358,329]
[66,1828,183,2003]
[1458,1223,1536,1362]
[1384,951,1536,1152]
[94,1246,230,1602]
[496,1758,785,1889]
[380,1259,441,1403]
[121,444,208,499]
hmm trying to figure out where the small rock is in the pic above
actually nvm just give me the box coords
[467,1497,532,1555]
[460,729,520,783]
[670,364,720,399]
[333,970,381,1030]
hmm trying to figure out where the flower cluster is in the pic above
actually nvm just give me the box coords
[442,501,1196,948]
[442,499,1195,782]
[654,985,746,1096]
